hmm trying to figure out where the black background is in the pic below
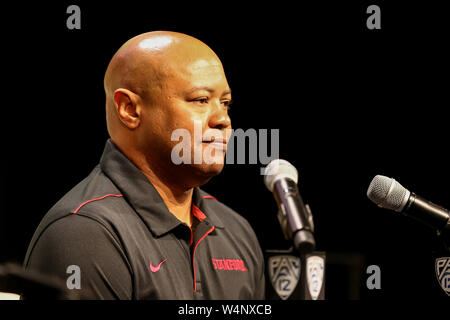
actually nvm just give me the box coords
[1,1,449,300]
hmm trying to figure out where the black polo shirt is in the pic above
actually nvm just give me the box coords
[23,139,265,299]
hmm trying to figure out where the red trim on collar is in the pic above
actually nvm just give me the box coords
[193,226,215,292]
[203,195,217,200]
[73,194,123,214]
[192,204,206,221]
[187,225,193,246]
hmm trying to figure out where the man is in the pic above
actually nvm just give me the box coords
[23,31,265,299]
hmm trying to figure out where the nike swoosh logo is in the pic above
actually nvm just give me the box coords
[150,259,167,273]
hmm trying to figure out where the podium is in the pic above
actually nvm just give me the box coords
[265,248,326,300]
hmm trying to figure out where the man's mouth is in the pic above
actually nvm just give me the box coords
[202,137,227,144]
[201,137,228,151]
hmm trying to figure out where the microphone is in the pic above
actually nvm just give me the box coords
[367,175,450,234]
[264,159,316,255]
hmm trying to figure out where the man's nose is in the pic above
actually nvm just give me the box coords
[208,100,231,130]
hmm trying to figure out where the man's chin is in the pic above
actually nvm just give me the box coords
[196,162,225,177]
[171,161,225,188]
[189,162,225,184]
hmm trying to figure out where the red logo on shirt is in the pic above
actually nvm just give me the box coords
[211,258,248,272]
[150,259,167,273]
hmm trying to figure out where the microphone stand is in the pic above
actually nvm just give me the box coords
[437,221,450,252]
[270,204,326,300]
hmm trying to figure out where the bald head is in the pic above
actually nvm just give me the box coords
[104,31,223,139]
[102,31,231,189]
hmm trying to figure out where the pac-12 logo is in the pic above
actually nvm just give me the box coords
[268,255,300,300]
[306,256,325,300]
[435,257,450,296]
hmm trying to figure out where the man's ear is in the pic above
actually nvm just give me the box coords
[113,88,142,129]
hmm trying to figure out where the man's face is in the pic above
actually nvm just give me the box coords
[139,54,232,186]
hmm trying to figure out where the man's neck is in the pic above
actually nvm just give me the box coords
[149,174,194,227]
[131,153,194,226]
[113,139,195,226]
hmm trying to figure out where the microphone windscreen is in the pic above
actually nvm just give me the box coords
[264,159,298,192]
[367,175,410,212]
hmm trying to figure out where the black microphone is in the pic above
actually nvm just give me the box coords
[367,175,450,234]
[264,159,315,255]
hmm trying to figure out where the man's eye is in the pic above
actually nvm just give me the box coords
[222,100,233,110]
[193,97,209,104]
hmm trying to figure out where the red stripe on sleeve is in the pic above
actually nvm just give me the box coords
[73,194,123,214]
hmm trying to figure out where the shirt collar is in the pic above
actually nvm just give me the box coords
[99,139,224,237]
